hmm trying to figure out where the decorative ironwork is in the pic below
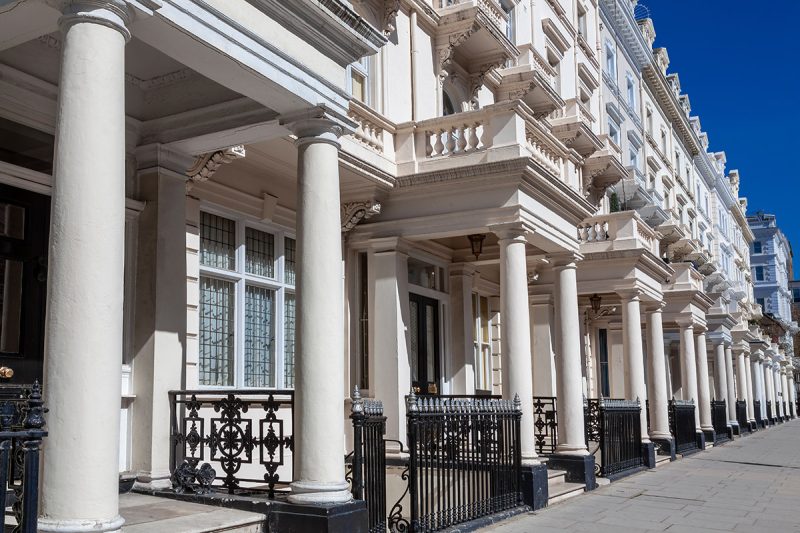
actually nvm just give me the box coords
[753,400,762,427]
[584,398,643,478]
[532,396,557,455]
[0,382,48,533]
[736,400,749,432]
[169,389,294,498]
[710,400,729,444]
[403,392,523,532]
[668,399,697,455]
[350,387,388,533]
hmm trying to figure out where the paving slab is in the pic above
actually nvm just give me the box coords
[483,420,800,532]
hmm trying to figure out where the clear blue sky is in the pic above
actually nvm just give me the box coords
[641,1,799,264]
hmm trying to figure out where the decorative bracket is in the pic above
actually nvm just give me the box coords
[186,145,246,188]
[341,201,382,232]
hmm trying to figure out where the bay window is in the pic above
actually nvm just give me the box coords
[199,210,296,388]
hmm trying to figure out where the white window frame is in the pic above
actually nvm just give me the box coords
[347,55,371,105]
[626,72,636,109]
[605,40,616,77]
[198,206,296,389]
[608,116,621,146]
[755,265,764,282]
[473,292,493,392]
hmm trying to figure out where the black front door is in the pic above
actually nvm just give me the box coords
[409,293,440,395]
[0,184,49,384]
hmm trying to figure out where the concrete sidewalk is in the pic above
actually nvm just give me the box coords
[484,420,800,532]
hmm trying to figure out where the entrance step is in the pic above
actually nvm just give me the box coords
[120,493,266,533]
[654,454,671,468]
[546,468,585,506]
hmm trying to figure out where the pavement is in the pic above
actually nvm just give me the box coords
[484,420,800,532]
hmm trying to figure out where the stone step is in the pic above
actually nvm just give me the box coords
[547,468,565,482]
[119,493,266,533]
[547,478,585,506]
[654,454,671,468]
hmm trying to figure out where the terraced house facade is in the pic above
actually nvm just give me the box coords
[0,0,795,531]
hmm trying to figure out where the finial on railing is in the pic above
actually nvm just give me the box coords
[407,389,418,413]
[513,394,521,413]
[24,380,46,430]
[351,385,364,415]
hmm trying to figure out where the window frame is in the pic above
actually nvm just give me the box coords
[472,292,493,392]
[347,55,371,105]
[755,265,764,282]
[198,207,297,389]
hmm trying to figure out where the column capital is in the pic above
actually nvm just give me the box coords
[490,223,527,242]
[59,0,133,41]
[676,317,695,330]
[645,301,667,313]
[280,105,355,147]
[548,251,583,269]
[616,288,643,302]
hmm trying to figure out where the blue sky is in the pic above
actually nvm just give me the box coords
[642,1,799,269]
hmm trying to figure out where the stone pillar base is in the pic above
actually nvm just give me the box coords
[702,429,715,446]
[642,442,656,469]
[521,463,548,510]
[547,454,596,491]
[730,422,740,436]
[749,422,758,432]
[651,437,676,461]
[695,431,706,450]
[726,425,734,441]
[268,500,368,533]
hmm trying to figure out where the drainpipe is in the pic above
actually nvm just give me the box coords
[410,9,419,121]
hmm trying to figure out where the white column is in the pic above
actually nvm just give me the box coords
[751,353,764,422]
[781,367,789,418]
[736,349,749,424]
[757,359,767,419]
[553,255,588,455]
[449,264,476,394]
[40,2,130,531]
[497,228,538,464]
[646,305,670,440]
[724,346,737,424]
[619,290,649,442]
[788,372,796,417]
[764,362,775,419]
[288,117,350,504]
[713,342,728,402]
[679,322,700,428]
[695,331,712,433]
[773,365,783,418]
[745,355,755,424]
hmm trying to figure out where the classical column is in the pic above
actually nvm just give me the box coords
[619,290,649,443]
[497,228,538,464]
[781,366,789,419]
[751,352,764,424]
[40,2,130,531]
[773,365,783,419]
[287,116,350,504]
[757,358,767,420]
[736,348,749,424]
[713,342,728,403]
[679,321,700,429]
[764,361,775,421]
[646,305,671,443]
[788,372,797,418]
[695,330,713,436]
[744,354,755,426]
[553,255,589,456]
[724,345,737,425]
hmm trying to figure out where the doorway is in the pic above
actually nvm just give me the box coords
[0,183,49,384]
[409,292,441,395]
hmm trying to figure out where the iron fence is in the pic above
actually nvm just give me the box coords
[753,400,762,427]
[766,400,773,423]
[350,388,388,533]
[532,396,557,455]
[710,400,729,444]
[584,398,643,477]
[169,389,294,498]
[736,400,749,432]
[668,399,697,454]
[404,392,522,532]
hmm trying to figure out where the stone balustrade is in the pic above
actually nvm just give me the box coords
[577,210,660,256]
[347,100,394,156]
[438,0,508,31]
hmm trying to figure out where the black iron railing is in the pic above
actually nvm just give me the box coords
[0,383,47,533]
[766,400,773,423]
[783,402,788,421]
[532,396,557,455]
[405,392,522,532]
[753,400,762,427]
[736,400,749,432]
[711,400,729,444]
[668,399,697,454]
[169,389,294,497]
[350,387,387,533]
[584,398,643,477]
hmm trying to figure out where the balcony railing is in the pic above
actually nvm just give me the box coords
[532,396,558,455]
[577,210,659,256]
[439,0,508,31]
[396,101,570,185]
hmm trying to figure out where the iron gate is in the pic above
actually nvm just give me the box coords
[710,400,729,444]
[584,398,643,477]
[668,399,697,454]
[350,388,388,533]
[736,400,749,432]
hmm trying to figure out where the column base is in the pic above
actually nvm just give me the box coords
[749,421,757,432]
[651,437,676,461]
[730,421,740,436]
[38,515,125,533]
[521,463,548,510]
[695,431,706,450]
[268,499,368,533]
[288,480,351,504]
[726,425,734,441]
[701,429,715,446]
[546,454,596,491]
[759,419,768,429]
[642,442,656,469]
